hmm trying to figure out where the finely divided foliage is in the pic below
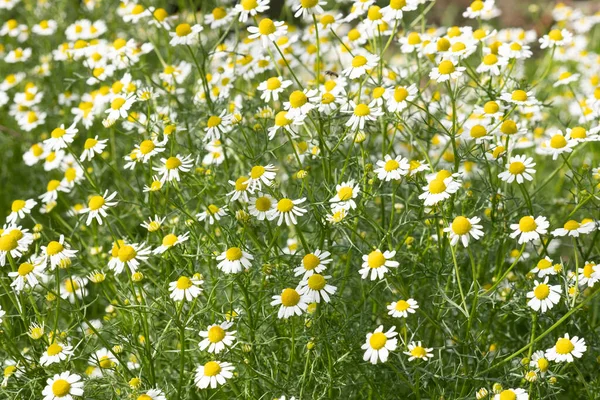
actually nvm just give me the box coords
[2,0,600,399]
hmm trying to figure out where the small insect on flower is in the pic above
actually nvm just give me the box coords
[194,361,235,389]
[526,277,562,313]
[510,215,549,244]
[41,235,78,270]
[545,333,587,363]
[216,247,254,274]
[444,215,484,247]
[294,250,332,278]
[493,388,528,400]
[80,190,118,225]
[404,341,434,361]
[80,136,108,162]
[362,325,398,364]
[330,180,361,211]
[169,275,203,301]
[199,321,237,354]
[299,273,337,303]
[271,287,309,319]
[153,232,190,254]
[359,249,399,280]
[387,298,419,318]
[6,198,37,224]
[42,371,84,400]
[498,155,536,184]
[273,197,308,226]
[39,342,74,366]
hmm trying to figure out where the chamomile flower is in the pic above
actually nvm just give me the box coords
[273,197,307,226]
[204,110,232,142]
[362,325,398,364]
[105,95,136,121]
[258,76,293,102]
[299,273,337,303]
[493,389,528,400]
[234,0,270,23]
[44,123,78,151]
[134,136,168,163]
[530,350,550,375]
[169,275,203,301]
[527,277,562,313]
[141,215,165,232]
[194,361,235,389]
[153,154,194,183]
[198,321,236,354]
[381,0,416,21]
[292,0,326,18]
[248,193,276,221]
[248,18,287,48]
[444,215,484,247]
[153,232,190,254]
[61,276,88,303]
[8,258,45,293]
[41,235,78,270]
[42,371,83,400]
[499,41,532,59]
[387,298,419,318]
[40,342,74,366]
[345,101,383,130]
[429,60,466,82]
[107,242,152,274]
[136,389,166,400]
[6,198,36,224]
[500,89,539,107]
[143,176,163,193]
[531,257,557,278]
[271,287,309,319]
[80,190,118,225]
[551,219,595,237]
[539,29,572,49]
[374,155,410,181]
[404,341,434,361]
[216,247,254,274]
[92,348,119,369]
[342,53,379,79]
[476,53,508,76]
[498,155,536,184]
[510,215,549,244]
[80,136,108,162]
[197,204,227,225]
[294,250,332,278]
[246,164,277,192]
[169,23,203,46]
[359,249,399,280]
[330,180,360,211]
[228,177,250,202]
[419,174,462,206]
[283,89,318,118]
[578,261,599,287]
[545,333,586,362]
[384,84,417,112]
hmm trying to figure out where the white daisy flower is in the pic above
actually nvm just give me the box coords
[258,76,293,102]
[359,249,399,280]
[539,28,572,49]
[80,190,118,226]
[283,89,319,119]
[493,388,528,400]
[294,249,332,278]
[169,275,203,301]
[329,180,360,211]
[551,219,595,237]
[105,95,136,121]
[134,135,168,163]
[194,361,235,389]
[227,177,250,202]
[531,257,557,278]
[204,110,232,142]
[273,197,308,226]
[299,273,337,303]
[429,60,466,82]
[198,321,236,354]
[61,276,88,303]
[44,123,78,151]
[476,53,508,76]
[91,348,119,369]
[404,341,434,361]
[197,204,228,225]
[41,235,78,270]
[498,155,536,184]
[6,198,37,224]
[419,174,462,206]
[374,155,410,181]
[136,389,166,400]
[234,0,270,23]
[140,215,166,232]
[578,261,599,287]
[443,215,484,247]
[247,164,277,192]
[509,215,549,244]
[107,242,152,275]
[169,23,203,46]
[527,277,562,313]
[8,258,46,293]
[39,342,74,366]
[361,325,398,364]
[153,232,190,254]
[381,0,417,21]
[545,333,586,363]
[80,136,108,162]
[153,154,194,183]
[42,371,83,400]
[498,41,532,59]
[292,0,326,18]
[530,350,550,375]
[500,89,539,107]
[247,18,287,48]
[248,193,276,221]
[387,298,419,318]
[345,101,383,131]
[384,84,417,112]
[271,287,309,319]
[216,247,254,274]
[342,53,379,79]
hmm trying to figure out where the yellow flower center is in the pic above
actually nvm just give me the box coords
[354,104,370,117]
[11,199,26,212]
[203,361,221,376]
[470,0,484,11]
[212,7,227,20]
[254,196,272,212]
[583,263,594,278]
[154,8,168,21]
[138,395,152,400]
[410,346,426,358]
[500,120,518,135]
[4,365,16,377]
[337,186,353,201]
[162,234,178,247]
[47,241,64,255]
[428,178,447,194]
[17,262,34,276]
[512,90,528,102]
[470,125,487,138]
[277,198,294,212]
[534,283,550,299]
[438,60,455,75]
[537,259,552,270]
[47,343,63,356]
[564,220,580,231]
[555,338,574,354]
[395,300,409,311]
[275,111,291,127]
[369,332,387,350]
[510,42,522,51]
[99,355,114,368]
[165,156,182,169]
[452,216,472,235]
[258,18,276,35]
[384,159,400,172]
[88,195,105,211]
[352,55,368,68]
[225,247,243,261]
[367,250,385,269]
[139,140,155,154]
[407,32,421,45]
[320,14,335,26]
[570,127,586,139]
[548,29,563,41]
[538,357,549,372]
[367,5,382,20]
[52,379,71,396]
[303,254,320,270]
[307,274,326,290]
[484,101,499,114]
[266,77,281,91]
[84,138,98,149]
[110,97,126,110]
[176,276,193,290]
[175,23,192,37]
[281,288,301,306]
[559,71,572,80]
[51,128,66,138]
[437,38,451,51]
[289,91,308,108]
[300,0,319,8]
[508,161,526,175]
[394,87,409,102]
[550,134,567,149]
[321,93,335,104]
[499,390,516,400]
[235,176,249,191]
[118,245,137,262]
[208,326,226,343]
[390,0,406,9]
[518,216,537,232]
[451,42,466,52]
